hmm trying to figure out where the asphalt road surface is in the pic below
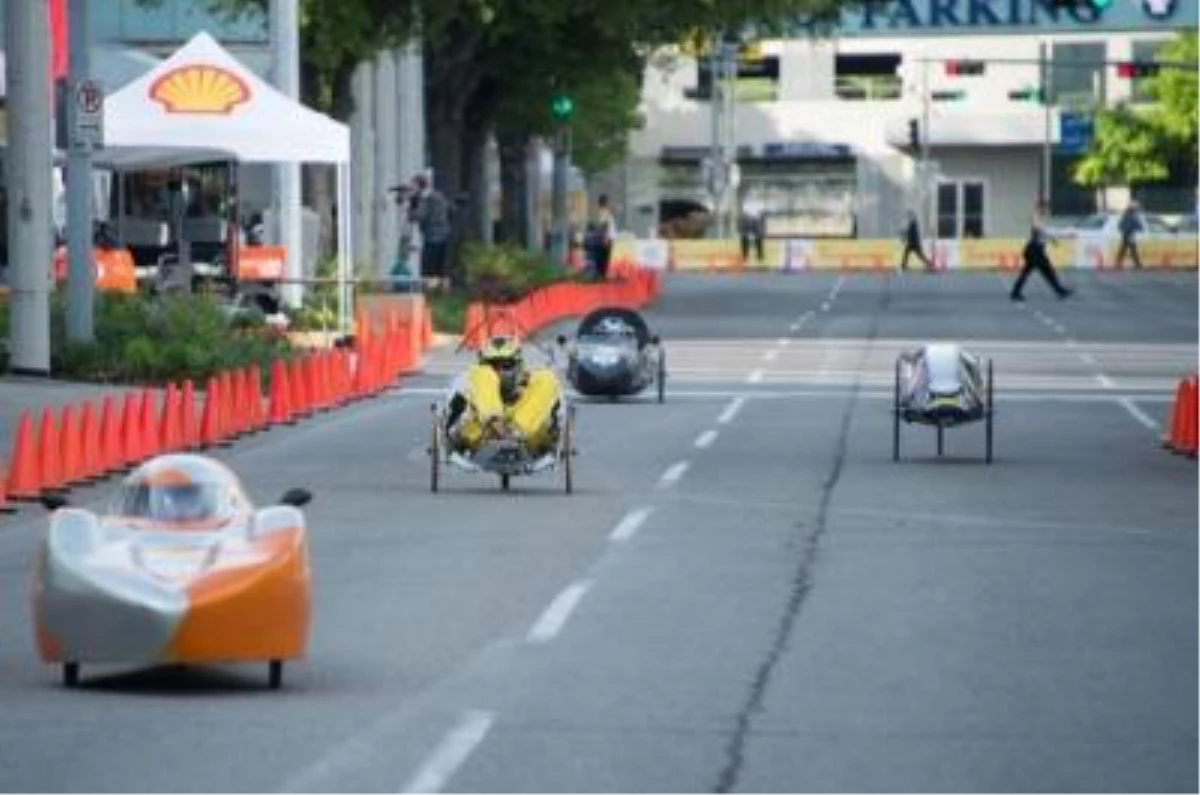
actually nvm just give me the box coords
[0,270,1195,793]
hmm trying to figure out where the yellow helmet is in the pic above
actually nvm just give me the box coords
[479,335,524,399]
[479,335,522,367]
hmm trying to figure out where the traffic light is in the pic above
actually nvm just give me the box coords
[1116,61,1160,79]
[907,119,920,150]
[944,59,985,77]
[1007,86,1046,103]
[931,89,966,102]
[550,94,575,122]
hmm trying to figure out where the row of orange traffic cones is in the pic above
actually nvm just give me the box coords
[0,318,426,512]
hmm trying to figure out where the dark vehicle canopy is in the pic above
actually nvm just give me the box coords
[576,307,652,347]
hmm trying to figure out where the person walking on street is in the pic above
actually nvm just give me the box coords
[1010,201,1073,302]
[586,194,617,281]
[409,173,452,289]
[739,200,766,265]
[1115,201,1144,270]
[899,211,934,271]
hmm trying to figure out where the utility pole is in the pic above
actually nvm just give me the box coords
[1039,40,1053,210]
[549,126,571,265]
[270,0,303,308]
[721,37,738,239]
[920,56,933,241]
[5,0,54,375]
[549,93,575,265]
[65,0,95,342]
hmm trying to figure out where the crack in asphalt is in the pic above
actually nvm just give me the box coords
[714,279,891,794]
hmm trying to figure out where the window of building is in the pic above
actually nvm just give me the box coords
[836,53,902,101]
[1050,41,1105,108]
[937,179,987,239]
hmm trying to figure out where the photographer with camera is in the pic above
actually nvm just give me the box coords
[406,173,451,290]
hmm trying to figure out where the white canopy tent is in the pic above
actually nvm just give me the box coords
[96,31,353,330]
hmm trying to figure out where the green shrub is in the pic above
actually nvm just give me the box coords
[462,242,580,302]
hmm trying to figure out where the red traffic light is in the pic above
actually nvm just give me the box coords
[1116,61,1159,79]
[944,59,985,77]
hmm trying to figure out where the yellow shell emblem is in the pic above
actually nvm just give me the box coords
[149,64,250,115]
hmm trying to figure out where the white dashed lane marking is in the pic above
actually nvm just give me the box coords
[400,711,495,794]
[528,580,592,643]
[610,507,654,542]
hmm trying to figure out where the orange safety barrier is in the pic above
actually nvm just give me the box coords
[53,246,138,293]
[459,265,661,350]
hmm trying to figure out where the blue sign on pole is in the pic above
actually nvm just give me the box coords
[1059,112,1095,155]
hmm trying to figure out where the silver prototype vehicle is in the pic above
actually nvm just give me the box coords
[557,307,666,403]
[893,342,994,463]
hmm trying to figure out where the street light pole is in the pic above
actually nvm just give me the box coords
[270,0,303,308]
[5,0,54,375]
[65,0,95,342]
[1039,40,1053,210]
[920,56,933,240]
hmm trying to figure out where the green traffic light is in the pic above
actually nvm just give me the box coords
[550,94,575,121]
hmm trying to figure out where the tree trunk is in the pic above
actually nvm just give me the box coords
[496,127,528,245]
[303,164,336,264]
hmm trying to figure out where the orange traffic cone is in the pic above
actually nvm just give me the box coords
[120,392,143,466]
[199,377,222,449]
[79,400,102,482]
[139,389,161,459]
[98,396,123,474]
[1177,377,1198,458]
[159,383,183,453]
[6,410,42,501]
[181,381,199,449]
[1162,378,1188,450]
[38,407,65,494]
[268,359,292,425]
[59,404,85,486]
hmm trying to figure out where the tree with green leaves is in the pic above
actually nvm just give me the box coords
[1073,32,1198,198]
[177,0,858,269]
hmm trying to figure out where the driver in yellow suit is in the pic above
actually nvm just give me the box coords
[447,336,562,456]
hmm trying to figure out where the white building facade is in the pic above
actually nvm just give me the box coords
[624,0,1197,240]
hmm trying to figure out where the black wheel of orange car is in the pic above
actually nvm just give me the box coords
[892,358,901,462]
[657,350,666,404]
[268,660,283,689]
[62,662,79,688]
[500,474,510,491]
[985,358,995,464]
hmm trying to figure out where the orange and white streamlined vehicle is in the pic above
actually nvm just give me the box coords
[32,454,313,689]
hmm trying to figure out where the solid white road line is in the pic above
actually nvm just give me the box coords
[763,350,779,362]
[694,429,718,449]
[775,337,789,347]
[400,711,495,794]
[658,460,691,488]
[1118,397,1160,431]
[746,369,765,384]
[610,507,654,542]
[1080,352,1097,365]
[1096,373,1116,389]
[528,580,592,643]
[717,396,745,423]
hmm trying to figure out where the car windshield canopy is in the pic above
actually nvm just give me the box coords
[113,456,243,526]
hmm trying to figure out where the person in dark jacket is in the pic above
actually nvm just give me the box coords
[1115,201,1144,270]
[1010,202,1073,301]
[739,201,765,264]
[899,211,933,271]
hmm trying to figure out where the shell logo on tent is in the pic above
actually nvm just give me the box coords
[149,64,250,114]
